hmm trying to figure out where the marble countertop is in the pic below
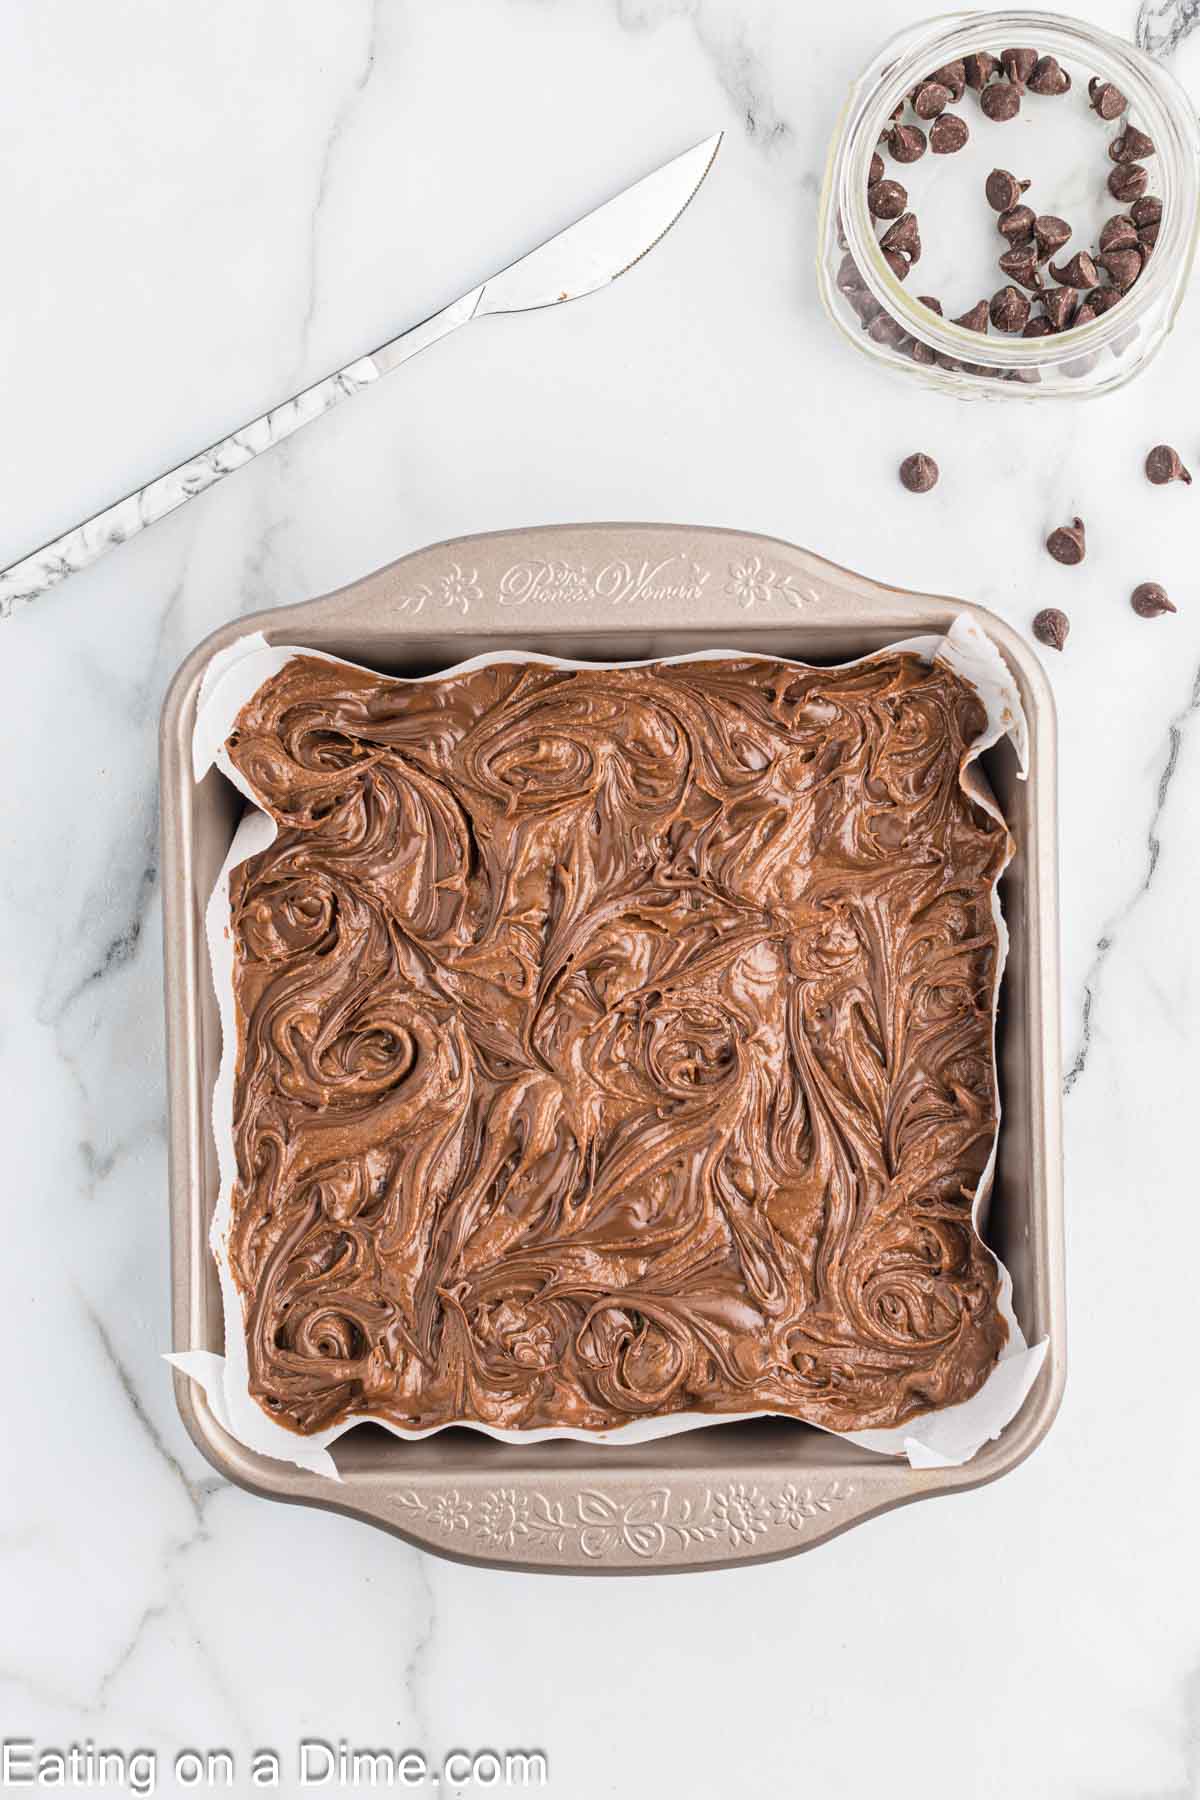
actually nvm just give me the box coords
[3,1,1199,1795]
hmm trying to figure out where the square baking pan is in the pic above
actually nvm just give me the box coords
[160,522,1065,1574]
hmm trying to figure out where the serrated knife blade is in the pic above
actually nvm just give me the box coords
[0,131,722,619]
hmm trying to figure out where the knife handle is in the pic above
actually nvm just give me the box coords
[0,288,483,620]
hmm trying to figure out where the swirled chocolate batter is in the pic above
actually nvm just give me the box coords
[225,651,1010,1437]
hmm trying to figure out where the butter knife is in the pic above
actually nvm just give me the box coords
[0,132,721,619]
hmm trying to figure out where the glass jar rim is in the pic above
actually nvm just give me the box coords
[839,8,1200,372]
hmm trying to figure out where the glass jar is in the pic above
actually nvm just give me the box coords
[817,10,1200,397]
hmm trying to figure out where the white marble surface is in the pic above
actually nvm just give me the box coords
[3,2,1200,1795]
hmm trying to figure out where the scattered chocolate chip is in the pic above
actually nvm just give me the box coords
[990,284,1031,332]
[1109,162,1149,202]
[916,294,943,316]
[965,50,999,89]
[952,299,990,333]
[1099,213,1139,253]
[869,150,885,185]
[1088,286,1123,315]
[888,122,928,163]
[981,80,1021,121]
[1109,124,1155,162]
[899,452,939,492]
[1098,246,1142,291]
[868,179,908,220]
[1089,77,1128,119]
[1023,315,1054,338]
[998,244,1044,289]
[1028,54,1071,95]
[930,60,967,102]
[1138,220,1160,253]
[1049,251,1099,289]
[1145,444,1192,485]
[880,212,922,263]
[1041,287,1078,331]
[1131,582,1176,617]
[1046,517,1086,563]
[986,167,1030,212]
[1033,608,1070,650]
[930,111,970,153]
[1034,215,1071,260]
[913,81,951,119]
[998,203,1037,244]
[1001,47,1038,87]
[881,247,911,281]
[1131,195,1162,227]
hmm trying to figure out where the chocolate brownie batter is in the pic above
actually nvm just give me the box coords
[224,652,1009,1436]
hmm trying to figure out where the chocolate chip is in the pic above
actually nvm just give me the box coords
[1001,47,1038,87]
[965,51,999,89]
[981,81,1021,121]
[1041,287,1078,331]
[1099,246,1143,291]
[1099,213,1139,253]
[1072,303,1097,328]
[888,122,928,163]
[930,112,970,153]
[836,252,864,294]
[899,452,939,492]
[1034,215,1071,260]
[998,203,1037,245]
[866,312,909,347]
[917,294,943,316]
[1131,195,1162,227]
[913,81,951,119]
[1089,77,1128,119]
[1087,286,1123,315]
[1023,315,1054,338]
[880,212,921,263]
[881,248,911,281]
[986,167,1030,212]
[998,245,1044,290]
[1138,220,1160,253]
[848,288,883,325]
[1109,124,1155,162]
[1049,251,1099,289]
[869,179,908,220]
[990,285,1031,332]
[1028,55,1071,95]
[869,150,885,185]
[1109,162,1149,202]
[910,338,937,365]
[1145,444,1192,485]
[1131,582,1176,617]
[1033,608,1070,650]
[1046,517,1086,563]
[930,60,967,102]
[953,300,990,333]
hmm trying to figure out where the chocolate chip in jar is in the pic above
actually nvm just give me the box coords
[1028,55,1071,95]
[1001,47,1038,87]
[952,299,991,333]
[930,112,970,153]
[899,452,939,492]
[1046,518,1086,563]
[880,212,921,262]
[998,203,1037,245]
[990,284,1031,332]
[881,247,912,281]
[1131,582,1176,617]
[1033,608,1070,650]
[1099,213,1139,253]
[929,60,967,102]
[1041,287,1078,331]
[869,178,908,220]
[1048,251,1099,289]
[980,80,1022,122]
[1109,124,1155,162]
[888,122,928,163]
[1023,315,1054,338]
[998,244,1044,289]
[1145,444,1192,485]
[965,50,999,89]
[1034,215,1071,260]
[913,80,952,119]
[1109,162,1149,202]
[1131,195,1162,228]
[1088,77,1128,119]
[1098,246,1143,291]
[869,150,885,185]
[986,167,1030,212]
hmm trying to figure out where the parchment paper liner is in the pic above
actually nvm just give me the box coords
[168,617,1046,1479]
